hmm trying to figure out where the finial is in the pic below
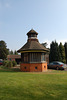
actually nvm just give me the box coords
[31,28,33,30]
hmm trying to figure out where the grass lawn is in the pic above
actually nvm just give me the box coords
[0,66,67,100]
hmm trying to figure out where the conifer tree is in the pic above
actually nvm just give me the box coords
[64,42,67,63]
[0,40,9,59]
[14,50,18,55]
[41,42,47,48]
[59,42,66,63]
[49,41,61,62]
[10,50,13,55]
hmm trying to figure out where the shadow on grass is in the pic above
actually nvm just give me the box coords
[0,66,21,72]
[0,66,66,73]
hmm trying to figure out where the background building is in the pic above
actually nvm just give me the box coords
[7,55,21,64]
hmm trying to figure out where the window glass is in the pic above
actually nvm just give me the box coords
[50,63,53,65]
[24,53,28,62]
[24,67,26,69]
[41,53,45,61]
[10,58,11,61]
[35,67,37,69]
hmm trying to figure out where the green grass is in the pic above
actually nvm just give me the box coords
[0,66,67,100]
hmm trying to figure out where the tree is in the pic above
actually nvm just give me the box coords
[0,40,9,60]
[49,41,61,62]
[59,42,66,63]
[64,42,67,63]
[10,50,13,55]
[14,50,18,55]
[41,42,48,48]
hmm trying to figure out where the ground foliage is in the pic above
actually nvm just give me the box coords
[0,67,67,100]
[3,60,17,68]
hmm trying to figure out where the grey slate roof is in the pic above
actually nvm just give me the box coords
[17,41,48,52]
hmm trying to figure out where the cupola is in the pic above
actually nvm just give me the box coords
[27,29,38,42]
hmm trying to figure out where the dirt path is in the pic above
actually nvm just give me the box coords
[65,68,67,71]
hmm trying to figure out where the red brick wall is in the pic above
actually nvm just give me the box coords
[20,63,30,72]
[41,63,47,71]
[20,62,47,72]
[30,63,42,72]
[8,58,15,61]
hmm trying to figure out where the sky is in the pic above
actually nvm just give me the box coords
[0,0,67,51]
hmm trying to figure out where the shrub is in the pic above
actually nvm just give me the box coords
[8,61,13,67]
[3,60,17,68]
[3,60,8,67]
[3,60,13,68]
[12,61,17,67]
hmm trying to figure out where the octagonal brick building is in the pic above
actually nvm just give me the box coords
[17,29,49,72]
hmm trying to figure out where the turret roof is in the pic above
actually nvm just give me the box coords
[17,29,49,53]
[17,41,49,52]
[27,29,38,35]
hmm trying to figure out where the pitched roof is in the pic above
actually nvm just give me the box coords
[27,29,38,35]
[17,41,49,52]
[7,55,21,59]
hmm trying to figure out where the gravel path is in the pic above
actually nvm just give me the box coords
[64,68,67,71]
